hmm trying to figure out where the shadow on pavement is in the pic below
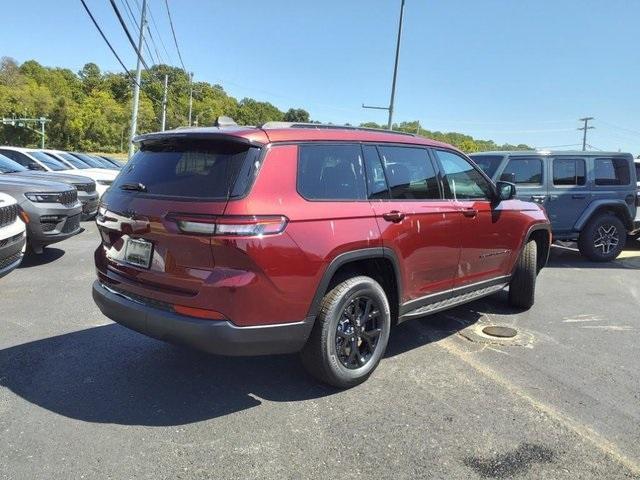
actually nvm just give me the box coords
[546,243,640,269]
[18,247,65,268]
[0,306,484,426]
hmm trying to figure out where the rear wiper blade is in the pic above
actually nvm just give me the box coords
[119,182,147,192]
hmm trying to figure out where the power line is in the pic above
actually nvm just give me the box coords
[147,3,174,65]
[119,0,161,65]
[109,0,151,70]
[79,0,162,104]
[599,120,640,137]
[164,0,187,73]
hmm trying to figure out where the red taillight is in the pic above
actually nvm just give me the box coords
[173,304,227,320]
[169,214,288,237]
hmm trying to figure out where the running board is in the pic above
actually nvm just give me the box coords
[399,282,508,321]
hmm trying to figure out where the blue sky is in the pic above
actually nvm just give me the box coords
[2,0,640,153]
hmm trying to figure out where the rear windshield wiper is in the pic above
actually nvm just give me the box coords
[119,182,147,192]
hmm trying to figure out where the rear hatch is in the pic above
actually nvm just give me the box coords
[97,135,263,298]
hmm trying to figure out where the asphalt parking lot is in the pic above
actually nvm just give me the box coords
[1,222,639,480]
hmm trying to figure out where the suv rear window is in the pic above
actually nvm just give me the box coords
[501,157,543,185]
[594,157,630,186]
[297,144,366,200]
[553,158,586,186]
[111,140,260,199]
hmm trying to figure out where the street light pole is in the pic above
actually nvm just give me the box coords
[127,0,147,159]
[387,0,405,130]
[362,0,406,130]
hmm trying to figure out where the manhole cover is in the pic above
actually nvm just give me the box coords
[482,326,517,338]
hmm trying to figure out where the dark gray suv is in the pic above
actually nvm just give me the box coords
[471,151,639,261]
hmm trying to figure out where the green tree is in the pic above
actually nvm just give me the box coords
[283,108,310,122]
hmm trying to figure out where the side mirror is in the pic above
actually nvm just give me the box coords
[495,181,516,201]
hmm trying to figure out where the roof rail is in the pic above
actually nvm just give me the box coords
[260,122,417,137]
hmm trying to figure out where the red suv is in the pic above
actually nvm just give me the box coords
[93,123,551,387]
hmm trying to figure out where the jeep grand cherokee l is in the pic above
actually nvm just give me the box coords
[93,123,551,388]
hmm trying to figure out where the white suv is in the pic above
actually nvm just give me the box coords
[0,192,26,278]
[0,147,117,198]
[42,150,117,197]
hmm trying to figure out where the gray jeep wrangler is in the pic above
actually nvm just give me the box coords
[471,151,640,262]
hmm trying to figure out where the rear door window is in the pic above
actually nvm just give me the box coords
[501,157,543,185]
[378,146,440,200]
[594,157,630,185]
[111,140,261,199]
[297,144,366,200]
[553,158,586,186]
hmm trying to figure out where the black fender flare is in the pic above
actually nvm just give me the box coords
[521,223,552,271]
[306,247,402,320]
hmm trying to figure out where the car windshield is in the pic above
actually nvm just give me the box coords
[89,155,117,168]
[72,153,106,168]
[470,155,505,179]
[0,155,27,173]
[28,151,67,171]
[57,152,90,169]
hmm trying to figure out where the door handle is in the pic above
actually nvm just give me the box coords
[382,210,405,223]
[461,208,477,218]
[531,195,547,203]
[571,194,587,199]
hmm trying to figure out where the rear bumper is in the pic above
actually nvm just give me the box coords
[92,280,314,356]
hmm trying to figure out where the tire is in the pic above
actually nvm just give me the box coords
[508,239,537,310]
[577,213,626,262]
[301,276,391,388]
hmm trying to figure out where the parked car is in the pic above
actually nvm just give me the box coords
[42,150,118,197]
[0,176,82,254]
[92,122,551,388]
[9,148,117,199]
[470,151,640,261]
[0,153,99,219]
[70,152,120,171]
[96,155,124,169]
[0,192,26,278]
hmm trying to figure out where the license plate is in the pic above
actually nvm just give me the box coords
[124,238,153,269]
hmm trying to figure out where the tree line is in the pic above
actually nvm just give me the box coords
[0,57,530,153]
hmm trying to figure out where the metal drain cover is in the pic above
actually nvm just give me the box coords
[482,326,517,338]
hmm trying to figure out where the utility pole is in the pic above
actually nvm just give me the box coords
[161,73,168,131]
[188,72,194,126]
[578,117,594,152]
[127,0,147,159]
[362,0,405,130]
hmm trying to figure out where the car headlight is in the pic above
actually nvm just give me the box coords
[25,192,61,203]
[96,180,113,186]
